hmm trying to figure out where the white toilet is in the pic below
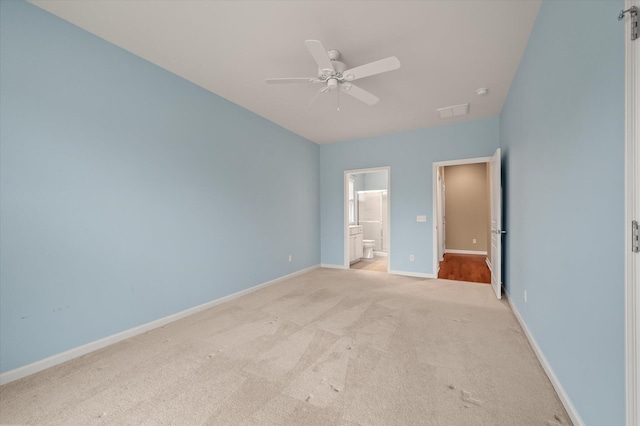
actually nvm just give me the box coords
[362,240,375,259]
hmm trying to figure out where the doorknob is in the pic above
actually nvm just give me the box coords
[496,229,507,235]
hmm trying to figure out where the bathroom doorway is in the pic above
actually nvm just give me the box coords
[343,167,390,272]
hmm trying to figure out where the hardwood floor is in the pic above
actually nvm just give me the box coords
[437,253,491,284]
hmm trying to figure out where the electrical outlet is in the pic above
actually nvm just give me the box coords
[409,255,414,261]
[473,239,477,244]
[524,290,528,303]
[288,255,292,262]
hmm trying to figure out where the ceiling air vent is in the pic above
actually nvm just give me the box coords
[437,103,469,119]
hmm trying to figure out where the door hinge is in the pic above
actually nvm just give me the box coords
[633,220,640,253]
[619,6,638,40]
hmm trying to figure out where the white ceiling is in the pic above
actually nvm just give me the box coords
[29,0,541,144]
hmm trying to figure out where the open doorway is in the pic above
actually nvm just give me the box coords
[344,167,390,273]
[433,155,501,292]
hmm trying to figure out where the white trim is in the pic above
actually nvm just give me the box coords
[356,189,386,194]
[507,294,585,426]
[444,249,488,256]
[625,1,639,424]
[344,173,350,268]
[344,167,391,274]
[0,265,320,386]
[432,155,493,279]
[485,257,492,272]
[434,156,493,167]
[321,263,347,269]
[343,166,391,175]
[389,270,435,279]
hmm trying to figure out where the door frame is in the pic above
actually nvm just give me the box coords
[343,166,391,272]
[436,167,446,264]
[624,0,639,423]
[432,156,492,281]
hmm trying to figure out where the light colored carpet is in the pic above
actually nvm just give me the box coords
[0,268,570,425]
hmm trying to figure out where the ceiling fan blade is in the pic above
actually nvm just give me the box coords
[305,40,335,74]
[342,56,401,81]
[341,83,379,105]
[265,77,319,84]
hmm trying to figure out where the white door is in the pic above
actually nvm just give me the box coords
[624,2,640,421]
[490,149,503,299]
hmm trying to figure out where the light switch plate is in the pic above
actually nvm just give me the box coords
[416,215,427,222]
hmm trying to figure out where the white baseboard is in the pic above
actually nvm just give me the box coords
[389,270,435,279]
[506,294,584,426]
[0,264,320,386]
[321,263,347,269]
[445,249,488,255]
[485,257,492,271]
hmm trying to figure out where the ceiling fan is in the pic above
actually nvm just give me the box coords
[266,40,400,108]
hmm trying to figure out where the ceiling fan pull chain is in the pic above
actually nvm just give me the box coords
[309,88,322,108]
[337,86,341,111]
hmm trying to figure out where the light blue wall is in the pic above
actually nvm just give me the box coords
[364,171,387,191]
[320,118,499,271]
[500,1,625,424]
[0,1,320,374]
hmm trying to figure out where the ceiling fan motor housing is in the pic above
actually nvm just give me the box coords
[318,60,347,77]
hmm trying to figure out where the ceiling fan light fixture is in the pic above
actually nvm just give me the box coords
[327,78,338,90]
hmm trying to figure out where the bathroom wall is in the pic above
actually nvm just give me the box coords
[351,170,388,253]
[364,171,387,191]
[352,173,365,193]
[443,163,488,252]
[0,0,320,375]
[358,191,385,252]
